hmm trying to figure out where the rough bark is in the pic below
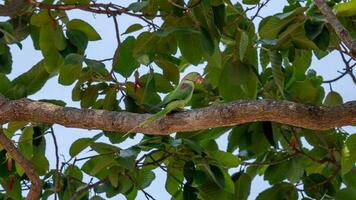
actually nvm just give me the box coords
[0,96,355,135]
[0,128,41,200]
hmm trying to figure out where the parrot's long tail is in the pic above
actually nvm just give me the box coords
[122,102,178,137]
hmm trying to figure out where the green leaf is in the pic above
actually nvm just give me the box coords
[343,171,356,189]
[153,73,174,93]
[193,170,206,186]
[269,50,284,95]
[66,19,101,41]
[200,27,215,56]
[264,160,290,184]
[18,127,34,159]
[222,170,235,194]
[264,158,304,184]
[66,29,88,53]
[122,24,144,35]
[183,138,203,154]
[11,61,50,97]
[342,134,356,175]
[242,0,260,5]
[31,147,49,175]
[239,31,249,61]
[303,174,335,198]
[135,168,155,189]
[80,85,98,108]
[304,20,325,41]
[212,4,226,32]
[184,161,195,183]
[227,125,249,152]
[0,74,12,95]
[64,165,83,181]
[0,45,12,74]
[90,155,115,175]
[141,71,159,106]
[114,36,139,77]
[218,58,257,101]
[0,22,21,48]
[256,183,298,200]
[133,31,156,52]
[69,138,93,157]
[259,16,293,39]
[39,24,63,73]
[313,26,330,51]
[15,162,24,177]
[155,58,180,84]
[166,161,184,195]
[85,59,109,77]
[30,11,51,26]
[288,79,323,104]
[183,183,198,200]
[128,1,149,12]
[39,24,55,54]
[334,0,356,17]
[210,150,241,168]
[116,156,136,170]
[176,31,203,65]
[43,49,64,73]
[233,173,251,200]
[198,179,230,200]
[108,169,119,188]
[336,188,356,200]
[103,88,117,111]
[324,91,343,107]
[204,164,225,189]
[90,142,118,154]
[53,26,67,51]
[59,54,83,85]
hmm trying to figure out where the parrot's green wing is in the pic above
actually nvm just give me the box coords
[160,80,194,106]
[123,80,195,137]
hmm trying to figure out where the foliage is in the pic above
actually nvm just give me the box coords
[0,0,354,199]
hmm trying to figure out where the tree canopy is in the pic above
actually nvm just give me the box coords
[0,0,355,199]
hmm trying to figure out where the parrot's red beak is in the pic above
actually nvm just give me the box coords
[195,75,204,84]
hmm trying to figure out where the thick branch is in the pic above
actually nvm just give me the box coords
[314,0,356,58]
[0,128,41,200]
[0,96,355,134]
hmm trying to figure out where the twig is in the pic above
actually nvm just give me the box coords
[70,177,108,200]
[135,149,162,166]
[241,153,297,166]
[111,15,121,76]
[0,128,41,200]
[74,151,117,162]
[250,0,271,21]
[50,127,60,199]
[126,174,157,200]
[323,49,356,84]
[24,0,160,29]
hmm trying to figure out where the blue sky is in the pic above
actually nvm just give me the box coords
[4,0,356,199]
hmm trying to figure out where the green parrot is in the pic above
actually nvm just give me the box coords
[124,72,203,136]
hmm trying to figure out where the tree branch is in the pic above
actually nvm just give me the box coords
[24,0,159,29]
[0,128,41,200]
[0,96,355,134]
[314,0,356,58]
[70,177,108,200]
